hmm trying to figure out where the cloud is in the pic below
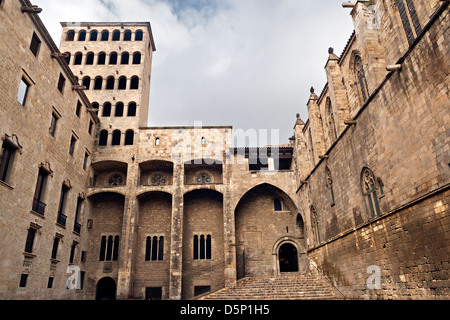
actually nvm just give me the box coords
[33,0,354,146]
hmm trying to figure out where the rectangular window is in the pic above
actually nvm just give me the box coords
[194,286,211,297]
[88,120,94,136]
[24,227,36,254]
[69,135,77,156]
[69,242,77,263]
[57,185,69,226]
[30,32,41,57]
[83,152,89,170]
[193,234,211,260]
[19,274,28,288]
[49,112,58,137]
[51,237,60,260]
[32,169,48,215]
[47,277,54,289]
[145,287,162,300]
[0,140,17,184]
[76,101,82,118]
[74,196,83,234]
[17,77,31,106]
[100,235,120,261]
[81,251,87,263]
[57,73,66,93]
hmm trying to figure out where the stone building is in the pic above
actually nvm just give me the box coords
[0,0,448,300]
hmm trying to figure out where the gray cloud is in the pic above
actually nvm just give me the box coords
[34,0,354,146]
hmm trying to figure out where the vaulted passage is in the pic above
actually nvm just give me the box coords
[96,277,117,300]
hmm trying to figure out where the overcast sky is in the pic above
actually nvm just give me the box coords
[33,0,354,147]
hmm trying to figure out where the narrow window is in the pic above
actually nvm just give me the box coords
[206,235,211,260]
[361,168,382,219]
[113,235,120,261]
[57,184,70,226]
[32,169,48,215]
[94,77,103,90]
[74,196,83,234]
[109,52,118,65]
[90,30,98,41]
[19,274,28,288]
[133,52,141,65]
[127,102,136,116]
[111,130,121,146]
[124,130,134,146]
[30,32,41,57]
[69,242,77,263]
[158,236,164,261]
[124,30,132,41]
[194,286,211,297]
[274,199,282,211]
[135,30,143,41]
[88,120,94,135]
[47,277,54,289]
[193,235,199,260]
[121,52,129,65]
[118,76,127,90]
[106,235,113,261]
[310,206,320,246]
[355,55,369,103]
[326,168,335,206]
[76,101,82,117]
[115,102,124,117]
[106,76,115,90]
[145,236,152,261]
[66,30,75,41]
[151,236,158,261]
[17,77,31,106]
[85,52,94,65]
[99,236,107,261]
[69,135,77,156]
[102,102,112,117]
[130,76,139,90]
[0,140,18,184]
[201,137,206,145]
[51,237,60,259]
[99,130,108,146]
[83,151,89,170]
[396,0,422,46]
[74,52,83,65]
[101,30,109,41]
[57,73,66,93]
[24,227,37,254]
[97,52,106,65]
[155,137,160,146]
[112,30,121,41]
[49,112,58,136]
[200,235,205,259]
[82,76,91,90]
[64,52,71,65]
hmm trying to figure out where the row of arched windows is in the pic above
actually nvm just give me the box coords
[92,101,137,118]
[98,129,135,146]
[67,51,141,66]
[80,76,140,91]
[66,29,143,42]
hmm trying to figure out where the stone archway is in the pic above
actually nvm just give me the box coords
[278,243,299,273]
[96,277,117,300]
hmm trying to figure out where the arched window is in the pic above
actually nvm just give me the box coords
[118,76,127,90]
[115,102,124,117]
[326,167,335,206]
[99,235,119,261]
[97,52,106,65]
[94,77,103,90]
[155,137,160,146]
[82,76,91,90]
[326,97,337,141]
[355,55,369,103]
[194,234,211,260]
[102,102,111,117]
[125,130,134,146]
[101,30,109,41]
[111,130,121,146]
[133,52,141,65]
[361,167,382,219]
[396,0,422,45]
[121,52,129,65]
[109,52,118,65]
[90,30,98,41]
[74,52,83,65]
[85,52,94,65]
[98,130,108,146]
[106,76,115,90]
[130,76,139,89]
[112,30,120,41]
[127,102,137,116]
[201,137,206,145]
[145,236,164,261]
[91,102,100,115]
[135,30,143,41]
[66,30,75,41]
[124,30,132,41]
[274,199,282,211]
[310,205,320,246]
[63,52,71,65]
[78,30,86,41]
[296,214,305,238]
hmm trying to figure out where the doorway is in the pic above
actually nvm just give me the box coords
[95,277,117,300]
[279,243,299,273]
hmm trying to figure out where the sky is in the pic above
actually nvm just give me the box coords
[33,0,354,147]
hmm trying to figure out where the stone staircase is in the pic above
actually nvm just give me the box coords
[198,272,344,300]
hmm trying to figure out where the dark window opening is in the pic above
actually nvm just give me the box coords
[94,77,103,90]
[124,130,134,146]
[64,52,71,65]
[24,227,36,254]
[101,30,109,41]
[111,130,121,146]
[32,169,48,215]
[274,199,282,211]
[112,30,120,41]
[118,76,127,90]
[102,102,112,117]
[127,102,136,116]
[97,52,106,65]
[19,274,28,288]
[121,52,129,65]
[51,237,60,259]
[135,30,143,41]
[99,130,108,146]
[86,52,94,65]
[78,30,86,41]
[69,135,77,156]
[90,30,98,41]
[57,73,66,93]
[74,52,83,65]
[133,52,141,64]
[106,76,115,90]
[109,52,117,65]
[124,30,132,41]
[130,76,139,90]
[145,287,162,300]
[194,234,211,260]
[115,102,124,117]
[0,140,17,183]
[30,32,41,57]
[76,101,82,117]
[66,30,75,41]
[47,277,54,289]
[49,112,58,136]
[194,286,211,297]
[69,242,77,263]
[82,77,91,90]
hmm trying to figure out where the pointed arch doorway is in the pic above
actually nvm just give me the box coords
[278,243,299,273]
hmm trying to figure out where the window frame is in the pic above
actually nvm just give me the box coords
[30,32,41,57]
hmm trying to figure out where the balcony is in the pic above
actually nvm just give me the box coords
[32,198,46,216]
[57,211,67,227]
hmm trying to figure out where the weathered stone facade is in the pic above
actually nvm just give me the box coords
[0,0,448,300]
